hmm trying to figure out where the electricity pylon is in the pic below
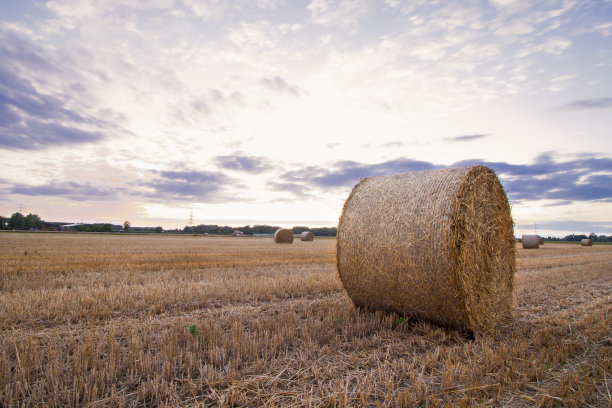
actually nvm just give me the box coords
[189,208,195,235]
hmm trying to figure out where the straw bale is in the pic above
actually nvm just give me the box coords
[581,238,593,246]
[274,228,294,244]
[522,235,540,249]
[538,237,544,245]
[300,231,314,241]
[336,166,515,334]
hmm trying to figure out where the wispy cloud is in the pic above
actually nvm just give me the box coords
[0,32,115,150]
[273,154,612,203]
[7,167,242,204]
[382,141,404,148]
[261,76,300,96]
[11,181,120,201]
[171,88,246,127]
[443,134,490,142]
[307,0,369,27]
[592,22,612,37]
[183,0,225,21]
[214,152,273,173]
[558,97,612,111]
[266,181,312,199]
[0,121,105,150]
[279,158,437,190]
[455,154,612,202]
[135,169,233,202]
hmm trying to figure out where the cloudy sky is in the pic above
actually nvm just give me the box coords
[1,0,611,236]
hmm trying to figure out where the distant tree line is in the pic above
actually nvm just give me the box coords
[180,224,338,236]
[292,226,337,236]
[75,224,115,232]
[0,212,121,232]
[2,213,605,241]
[0,212,45,230]
[544,233,612,242]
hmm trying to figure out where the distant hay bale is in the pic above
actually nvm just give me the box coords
[337,166,515,334]
[538,237,544,245]
[274,228,294,244]
[581,239,593,246]
[522,235,539,249]
[300,231,314,241]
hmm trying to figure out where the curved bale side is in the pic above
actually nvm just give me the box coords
[274,228,294,244]
[300,231,314,241]
[522,235,540,249]
[581,238,593,246]
[336,166,516,334]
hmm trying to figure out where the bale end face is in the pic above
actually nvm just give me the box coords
[274,228,294,244]
[300,231,314,241]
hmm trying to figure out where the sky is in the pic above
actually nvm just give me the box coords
[0,0,611,236]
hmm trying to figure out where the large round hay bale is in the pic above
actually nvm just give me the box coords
[300,231,314,241]
[581,238,593,246]
[522,235,539,249]
[336,166,515,333]
[274,228,293,244]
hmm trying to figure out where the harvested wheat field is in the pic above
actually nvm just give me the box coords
[1,233,611,407]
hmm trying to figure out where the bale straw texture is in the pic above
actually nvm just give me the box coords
[274,228,294,244]
[336,166,515,333]
[538,237,544,246]
[581,239,593,246]
[300,231,314,241]
[522,235,540,249]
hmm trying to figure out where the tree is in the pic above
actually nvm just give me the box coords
[292,226,310,234]
[311,227,337,236]
[9,212,26,230]
[563,234,587,242]
[218,226,233,234]
[25,213,45,230]
[155,226,163,233]
[101,223,114,232]
[0,216,7,229]
[251,225,279,234]
[77,223,114,232]
[123,220,131,232]
[237,225,252,235]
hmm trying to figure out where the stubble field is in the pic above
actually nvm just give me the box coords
[0,233,611,407]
